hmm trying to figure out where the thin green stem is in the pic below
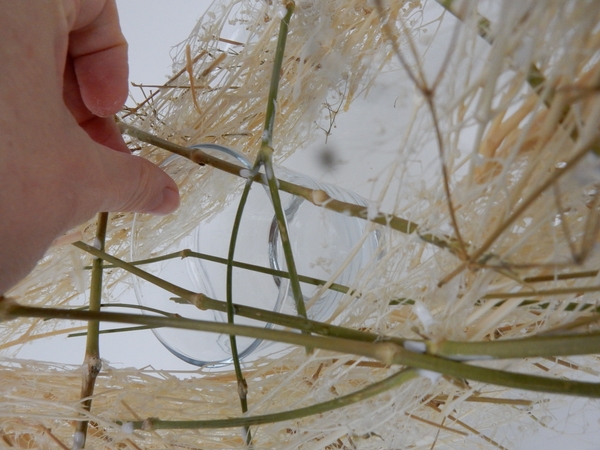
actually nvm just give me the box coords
[75,212,108,447]
[485,298,598,313]
[0,301,391,369]
[226,6,297,441]
[72,302,179,317]
[68,303,179,338]
[69,325,154,338]
[3,301,600,397]
[226,160,254,439]
[97,302,178,316]
[71,241,404,345]
[85,214,107,358]
[117,122,454,252]
[129,369,418,430]
[256,2,307,323]
[261,148,308,322]
[261,2,294,147]
[69,241,600,388]
[88,249,351,294]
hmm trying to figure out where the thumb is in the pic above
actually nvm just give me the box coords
[79,145,180,220]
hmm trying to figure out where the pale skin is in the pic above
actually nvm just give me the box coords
[0,0,180,294]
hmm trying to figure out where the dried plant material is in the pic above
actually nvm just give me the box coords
[3,0,600,449]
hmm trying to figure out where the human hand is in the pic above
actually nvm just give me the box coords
[0,0,180,294]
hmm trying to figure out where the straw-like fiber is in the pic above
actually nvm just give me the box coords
[3,0,600,448]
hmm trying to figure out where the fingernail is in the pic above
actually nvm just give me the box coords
[147,186,180,216]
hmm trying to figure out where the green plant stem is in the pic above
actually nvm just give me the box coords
[117,122,453,252]
[129,369,418,430]
[75,212,108,448]
[429,333,600,360]
[68,302,179,337]
[67,241,600,392]
[72,241,403,345]
[3,300,600,398]
[68,325,154,338]
[0,300,384,361]
[261,2,293,147]
[262,1,296,147]
[386,347,600,397]
[262,148,308,320]
[70,302,179,317]
[96,302,179,316]
[89,249,351,294]
[226,156,254,441]
[227,6,298,441]
[257,1,307,323]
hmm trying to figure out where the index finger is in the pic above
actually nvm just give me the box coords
[69,0,128,117]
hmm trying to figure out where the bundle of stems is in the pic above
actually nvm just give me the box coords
[2,0,600,448]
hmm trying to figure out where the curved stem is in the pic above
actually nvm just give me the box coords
[224,6,297,442]
[129,369,418,430]
[67,303,180,338]
[226,162,254,438]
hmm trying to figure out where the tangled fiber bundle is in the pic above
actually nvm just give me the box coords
[2,0,600,448]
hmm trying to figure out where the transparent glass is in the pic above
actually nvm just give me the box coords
[132,145,379,367]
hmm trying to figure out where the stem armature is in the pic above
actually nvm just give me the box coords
[222,4,297,443]
[117,121,458,254]
[3,301,600,399]
[70,241,600,365]
[74,212,108,449]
